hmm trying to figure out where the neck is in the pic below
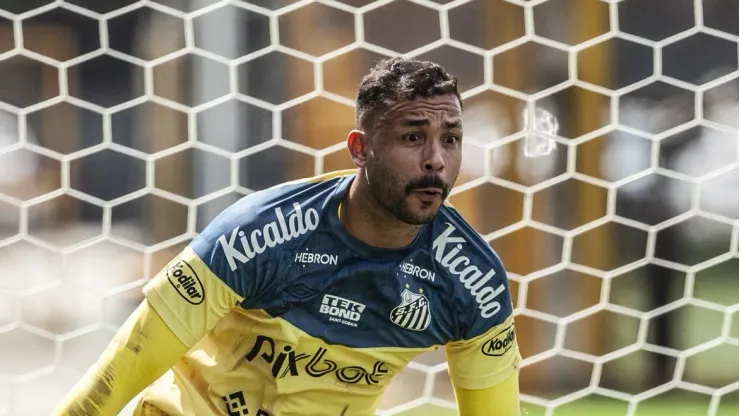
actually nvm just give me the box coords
[340,172,421,249]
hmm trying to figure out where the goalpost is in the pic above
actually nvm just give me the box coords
[0,1,737,415]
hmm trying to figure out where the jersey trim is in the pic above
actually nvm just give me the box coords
[283,169,357,185]
[445,314,521,390]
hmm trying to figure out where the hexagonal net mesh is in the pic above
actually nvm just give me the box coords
[0,0,737,415]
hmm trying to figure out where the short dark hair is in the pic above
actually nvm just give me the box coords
[355,57,462,131]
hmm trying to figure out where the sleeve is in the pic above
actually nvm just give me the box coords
[454,371,521,416]
[444,246,521,391]
[142,245,245,348]
[141,187,327,348]
[52,300,190,415]
[141,195,280,348]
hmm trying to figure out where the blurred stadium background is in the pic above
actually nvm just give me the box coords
[0,0,737,415]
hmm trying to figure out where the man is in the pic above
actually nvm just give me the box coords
[53,57,521,416]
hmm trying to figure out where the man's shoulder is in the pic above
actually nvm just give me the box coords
[192,170,354,271]
[429,205,510,324]
[432,204,506,275]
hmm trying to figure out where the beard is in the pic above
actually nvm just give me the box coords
[364,161,453,225]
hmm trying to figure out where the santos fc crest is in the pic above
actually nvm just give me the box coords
[390,289,432,331]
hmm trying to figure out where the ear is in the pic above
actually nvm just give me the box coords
[347,129,369,168]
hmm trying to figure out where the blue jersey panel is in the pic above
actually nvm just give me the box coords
[190,172,513,349]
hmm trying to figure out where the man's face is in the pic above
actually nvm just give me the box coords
[362,94,463,225]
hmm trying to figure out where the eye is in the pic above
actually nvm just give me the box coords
[403,133,422,143]
[444,135,461,144]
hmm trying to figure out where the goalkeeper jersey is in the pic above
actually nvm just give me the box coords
[137,170,520,416]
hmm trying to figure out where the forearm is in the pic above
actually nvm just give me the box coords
[454,371,521,416]
[53,299,190,416]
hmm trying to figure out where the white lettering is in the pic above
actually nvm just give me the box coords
[305,208,319,230]
[220,203,320,272]
[399,262,436,282]
[467,269,495,294]
[275,207,291,241]
[448,256,469,274]
[264,222,282,246]
[319,294,366,326]
[474,285,496,304]
[481,302,501,318]
[251,229,265,254]
[218,229,249,271]
[238,231,255,259]
[433,223,508,318]
[294,251,339,265]
[289,203,304,238]
[459,265,481,284]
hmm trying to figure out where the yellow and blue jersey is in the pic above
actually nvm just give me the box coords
[137,170,521,416]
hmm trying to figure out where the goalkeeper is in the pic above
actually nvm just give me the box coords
[54,57,522,416]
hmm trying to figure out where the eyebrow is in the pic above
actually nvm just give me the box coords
[402,118,429,127]
[444,120,462,129]
[401,119,462,129]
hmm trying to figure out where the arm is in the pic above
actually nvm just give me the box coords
[53,241,246,415]
[52,190,299,414]
[454,371,521,416]
[446,315,522,416]
[52,299,189,415]
[439,208,522,415]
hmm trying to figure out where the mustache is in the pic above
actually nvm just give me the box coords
[405,175,450,196]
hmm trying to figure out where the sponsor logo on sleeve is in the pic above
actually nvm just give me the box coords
[480,324,516,357]
[218,202,320,272]
[433,223,508,319]
[166,259,205,305]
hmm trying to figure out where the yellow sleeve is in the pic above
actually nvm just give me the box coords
[142,246,245,348]
[52,299,189,416]
[53,245,246,415]
[454,371,521,416]
[445,314,521,390]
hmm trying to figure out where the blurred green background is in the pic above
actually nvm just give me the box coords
[398,395,739,416]
[395,273,738,416]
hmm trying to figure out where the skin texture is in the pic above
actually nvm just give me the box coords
[343,94,464,249]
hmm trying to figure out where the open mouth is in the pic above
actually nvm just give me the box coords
[415,188,443,197]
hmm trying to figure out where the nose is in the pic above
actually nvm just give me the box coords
[423,140,445,173]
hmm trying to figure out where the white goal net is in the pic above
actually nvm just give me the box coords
[0,0,737,415]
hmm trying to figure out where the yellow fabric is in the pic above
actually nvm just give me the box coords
[53,168,521,415]
[142,246,245,348]
[136,308,436,415]
[454,371,521,416]
[51,299,189,416]
[135,178,520,415]
[445,314,521,390]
